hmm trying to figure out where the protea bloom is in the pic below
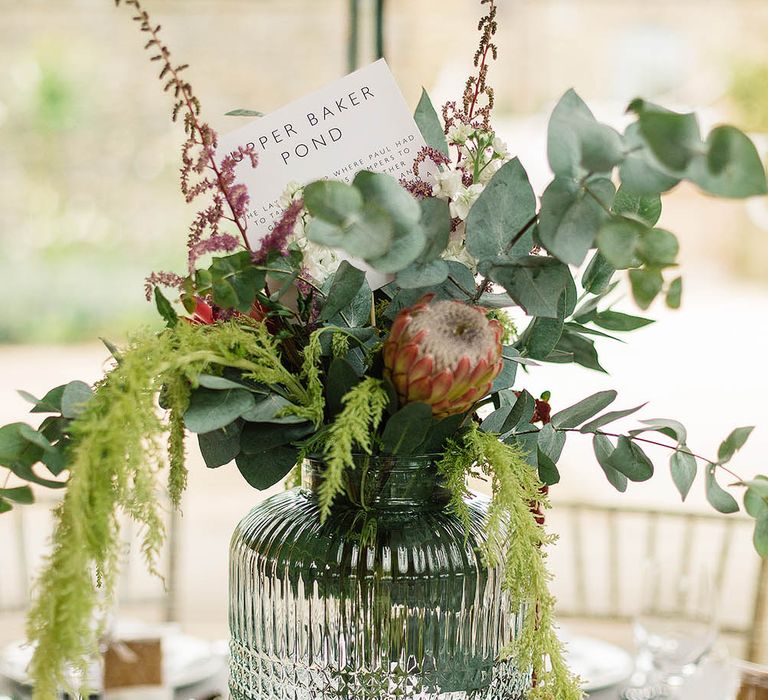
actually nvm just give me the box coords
[383,296,504,418]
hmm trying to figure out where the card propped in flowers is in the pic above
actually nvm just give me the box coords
[219,59,427,241]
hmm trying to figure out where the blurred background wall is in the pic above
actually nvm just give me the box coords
[2,0,768,647]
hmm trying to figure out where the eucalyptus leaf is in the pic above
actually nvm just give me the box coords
[637,228,679,266]
[225,108,264,117]
[612,187,662,226]
[418,197,452,262]
[326,358,361,417]
[381,403,433,455]
[210,251,266,313]
[582,251,615,294]
[465,158,537,262]
[579,404,647,433]
[319,261,366,321]
[629,268,664,309]
[754,513,768,558]
[241,394,307,424]
[197,374,264,392]
[592,311,653,332]
[420,414,466,453]
[518,296,566,360]
[240,421,314,453]
[303,180,363,225]
[745,476,768,518]
[619,123,681,195]
[414,89,449,157]
[236,446,299,490]
[551,390,617,430]
[688,125,768,198]
[607,436,654,482]
[538,176,614,265]
[198,421,243,468]
[596,218,645,269]
[630,100,702,172]
[717,426,754,464]
[538,422,566,462]
[486,255,571,318]
[184,388,257,433]
[537,448,561,485]
[705,466,739,514]
[61,381,93,419]
[593,433,628,492]
[666,277,683,309]
[396,259,449,289]
[20,385,66,414]
[0,486,34,504]
[670,450,697,501]
[547,330,607,372]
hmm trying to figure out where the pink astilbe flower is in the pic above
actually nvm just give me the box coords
[188,233,240,270]
[252,199,304,264]
[144,271,185,302]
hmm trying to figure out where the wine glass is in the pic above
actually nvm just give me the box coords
[623,559,719,698]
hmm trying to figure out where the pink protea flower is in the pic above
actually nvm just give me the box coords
[383,296,504,418]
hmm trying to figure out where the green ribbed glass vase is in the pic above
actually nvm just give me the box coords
[228,454,529,699]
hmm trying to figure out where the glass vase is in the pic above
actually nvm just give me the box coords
[228,454,529,699]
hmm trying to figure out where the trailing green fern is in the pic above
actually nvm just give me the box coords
[437,426,583,700]
[26,320,311,699]
[311,377,390,520]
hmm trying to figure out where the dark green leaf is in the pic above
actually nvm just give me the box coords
[486,256,571,318]
[596,218,645,269]
[481,406,514,434]
[582,252,615,294]
[0,423,42,468]
[41,446,68,476]
[240,421,314,453]
[18,424,55,452]
[326,359,361,417]
[612,187,662,226]
[608,436,654,482]
[593,433,628,492]
[506,425,539,467]
[538,422,566,462]
[537,448,561,485]
[666,277,683,309]
[319,261,366,321]
[198,421,243,468]
[670,450,697,501]
[225,108,264,117]
[718,426,754,463]
[688,125,768,198]
[705,466,739,514]
[579,404,646,433]
[0,486,34,504]
[184,388,257,433]
[547,330,607,372]
[593,310,653,332]
[465,158,537,262]
[639,418,688,445]
[60,381,93,419]
[551,390,617,429]
[414,89,449,157]
[154,286,179,328]
[19,385,66,414]
[420,414,466,453]
[0,499,11,514]
[501,390,536,434]
[210,251,266,313]
[629,268,664,309]
[236,447,299,490]
[380,403,433,455]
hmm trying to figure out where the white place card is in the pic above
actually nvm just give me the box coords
[218,59,427,241]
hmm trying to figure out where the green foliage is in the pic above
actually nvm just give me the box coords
[414,89,449,157]
[440,426,582,700]
[25,320,321,697]
[311,377,390,520]
[465,158,537,261]
[380,403,433,455]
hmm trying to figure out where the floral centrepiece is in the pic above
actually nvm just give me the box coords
[1,0,767,699]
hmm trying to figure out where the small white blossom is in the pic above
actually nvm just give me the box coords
[447,122,473,146]
[449,183,484,220]
[478,156,504,183]
[492,136,509,158]
[432,167,464,201]
[278,180,303,208]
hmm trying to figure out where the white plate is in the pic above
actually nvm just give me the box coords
[562,634,634,691]
[0,630,226,690]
